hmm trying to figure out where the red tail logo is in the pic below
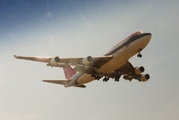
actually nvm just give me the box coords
[63,66,77,79]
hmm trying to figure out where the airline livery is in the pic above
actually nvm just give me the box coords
[14,30,152,88]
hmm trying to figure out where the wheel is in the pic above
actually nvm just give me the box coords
[95,75,100,80]
[97,76,101,80]
[137,53,142,58]
[115,75,121,82]
[103,76,109,82]
[115,77,119,82]
[103,78,107,82]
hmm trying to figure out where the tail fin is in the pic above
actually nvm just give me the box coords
[63,65,77,79]
[46,63,76,79]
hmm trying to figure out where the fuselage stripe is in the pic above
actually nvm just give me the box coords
[105,33,151,56]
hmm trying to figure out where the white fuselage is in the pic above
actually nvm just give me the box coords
[70,32,151,85]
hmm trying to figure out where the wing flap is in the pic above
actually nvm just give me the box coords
[58,55,113,66]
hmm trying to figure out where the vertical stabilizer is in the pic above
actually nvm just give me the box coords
[63,65,77,79]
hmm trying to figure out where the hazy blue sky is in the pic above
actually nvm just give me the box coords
[0,0,179,120]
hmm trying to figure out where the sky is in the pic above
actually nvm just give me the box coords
[0,0,179,120]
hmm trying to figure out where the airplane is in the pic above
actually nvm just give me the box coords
[14,30,152,88]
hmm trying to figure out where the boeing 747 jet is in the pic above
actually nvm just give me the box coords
[14,30,152,88]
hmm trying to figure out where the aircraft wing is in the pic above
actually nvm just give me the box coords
[14,55,52,63]
[48,55,113,67]
[115,61,135,75]
[14,55,113,68]
[110,61,150,82]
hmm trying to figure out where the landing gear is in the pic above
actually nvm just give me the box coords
[115,75,121,82]
[91,68,102,80]
[137,53,142,58]
[91,68,97,77]
[137,48,143,58]
[95,74,101,80]
[103,75,109,82]
[91,69,110,81]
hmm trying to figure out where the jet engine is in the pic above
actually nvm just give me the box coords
[135,66,145,75]
[82,56,93,65]
[50,56,60,66]
[139,74,150,82]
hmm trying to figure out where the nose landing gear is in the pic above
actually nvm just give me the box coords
[137,48,143,58]
[137,53,142,58]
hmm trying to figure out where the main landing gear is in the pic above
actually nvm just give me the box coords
[91,69,109,82]
[91,70,100,80]
[91,68,121,82]
[137,48,142,58]
[103,75,109,82]
[114,74,121,82]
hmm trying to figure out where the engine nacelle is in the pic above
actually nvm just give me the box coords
[139,74,150,82]
[50,56,60,66]
[135,66,145,75]
[82,56,93,65]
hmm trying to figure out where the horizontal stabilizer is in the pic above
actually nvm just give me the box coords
[43,80,70,85]
[43,80,86,88]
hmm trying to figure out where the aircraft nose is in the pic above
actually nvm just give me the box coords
[134,32,152,42]
[145,33,152,40]
[143,33,152,37]
[143,33,152,43]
